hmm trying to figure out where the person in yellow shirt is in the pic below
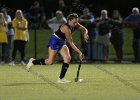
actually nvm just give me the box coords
[9,10,28,65]
[0,12,8,64]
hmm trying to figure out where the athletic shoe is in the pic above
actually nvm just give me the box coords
[20,60,26,66]
[0,61,5,65]
[9,61,15,66]
[26,58,35,71]
[57,78,71,83]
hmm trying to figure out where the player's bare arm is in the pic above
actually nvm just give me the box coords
[61,25,81,53]
[76,23,89,42]
[61,24,83,60]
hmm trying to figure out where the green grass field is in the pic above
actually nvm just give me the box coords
[0,64,140,100]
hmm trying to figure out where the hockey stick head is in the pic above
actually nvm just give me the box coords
[74,77,78,82]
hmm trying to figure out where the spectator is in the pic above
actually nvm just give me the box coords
[1,8,14,62]
[95,9,111,61]
[57,0,69,17]
[110,10,124,63]
[79,7,97,61]
[70,0,85,15]
[26,1,46,28]
[47,10,67,32]
[0,12,8,64]
[124,7,140,62]
[9,10,28,65]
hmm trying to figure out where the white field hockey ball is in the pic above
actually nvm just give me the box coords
[79,79,84,82]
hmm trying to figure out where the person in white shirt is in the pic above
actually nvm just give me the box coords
[47,10,67,32]
[1,8,14,63]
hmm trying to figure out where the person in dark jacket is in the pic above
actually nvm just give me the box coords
[110,10,124,63]
[124,7,140,62]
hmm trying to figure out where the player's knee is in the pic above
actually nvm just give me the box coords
[46,60,54,65]
[64,55,71,63]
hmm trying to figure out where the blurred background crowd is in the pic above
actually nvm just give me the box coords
[0,0,140,65]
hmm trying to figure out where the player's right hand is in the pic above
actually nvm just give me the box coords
[79,52,84,61]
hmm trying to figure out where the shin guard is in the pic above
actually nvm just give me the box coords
[59,63,69,79]
[32,59,46,65]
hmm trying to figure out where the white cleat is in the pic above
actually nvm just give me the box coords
[26,58,35,71]
[0,61,5,65]
[9,61,15,66]
[57,78,71,83]
[20,60,26,66]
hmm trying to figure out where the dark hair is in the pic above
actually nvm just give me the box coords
[67,13,78,20]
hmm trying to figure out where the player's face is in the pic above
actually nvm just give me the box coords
[70,18,78,27]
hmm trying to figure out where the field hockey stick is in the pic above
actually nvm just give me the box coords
[74,48,85,82]
[74,59,82,82]
[74,39,87,82]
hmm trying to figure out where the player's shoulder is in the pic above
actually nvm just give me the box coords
[61,24,69,30]
[60,24,70,33]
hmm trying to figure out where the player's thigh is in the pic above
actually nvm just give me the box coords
[59,45,71,59]
[47,47,58,61]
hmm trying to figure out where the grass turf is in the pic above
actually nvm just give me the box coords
[0,63,140,100]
